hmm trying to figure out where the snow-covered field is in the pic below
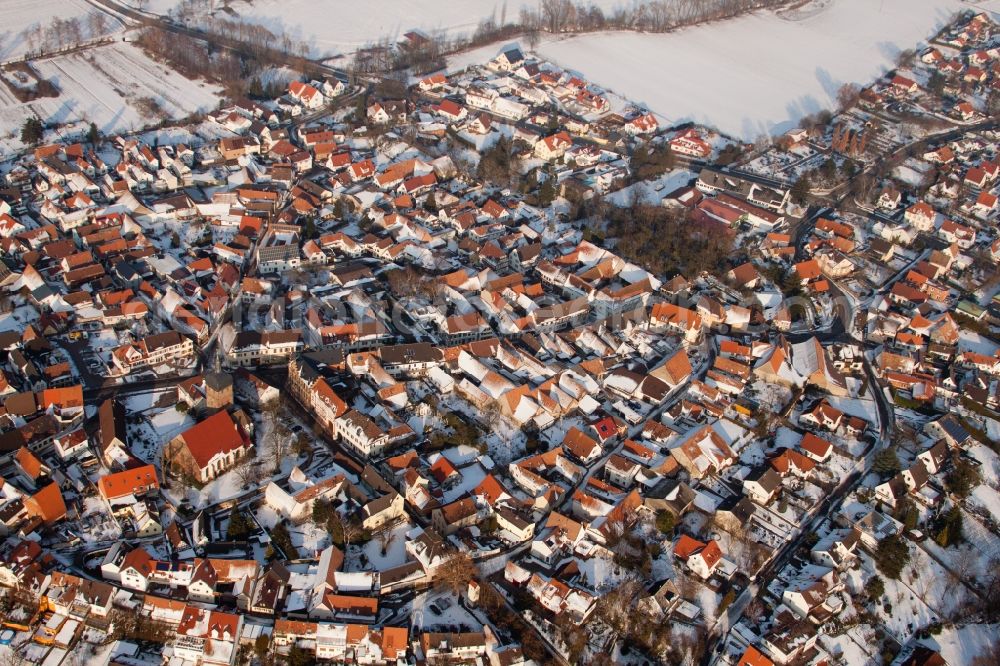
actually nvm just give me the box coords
[138,0,638,58]
[0,0,120,62]
[524,0,1000,139]
[0,42,221,155]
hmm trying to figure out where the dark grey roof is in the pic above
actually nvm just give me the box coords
[936,415,970,443]
[206,371,233,391]
[746,465,782,493]
[378,342,443,366]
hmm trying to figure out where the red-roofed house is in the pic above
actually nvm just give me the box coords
[669,128,711,157]
[289,81,325,109]
[975,190,997,217]
[799,432,833,462]
[738,645,775,666]
[98,464,160,502]
[163,410,253,483]
[673,535,723,579]
[905,202,936,232]
[25,482,67,526]
[534,132,572,160]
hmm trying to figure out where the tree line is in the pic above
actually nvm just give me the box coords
[358,0,792,77]
[522,0,790,35]
[16,12,112,60]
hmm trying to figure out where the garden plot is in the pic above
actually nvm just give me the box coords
[0,41,221,155]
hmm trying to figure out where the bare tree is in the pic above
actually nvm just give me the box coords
[235,457,261,489]
[433,551,477,595]
[950,545,978,584]
[836,83,861,112]
[64,17,83,47]
[377,529,394,557]
[88,12,109,39]
[262,400,290,473]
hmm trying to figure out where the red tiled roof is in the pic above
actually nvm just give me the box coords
[176,411,250,469]
[25,483,67,524]
[98,464,160,500]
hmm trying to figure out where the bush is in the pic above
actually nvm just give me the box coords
[945,460,980,499]
[655,511,675,535]
[226,508,253,540]
[253,634,270,658]
[934,506,964,548]
[269,521,300,560]
[20,117,43,145]
[874,534,910,580]
[872,448,901,478]
[867,575,885,602]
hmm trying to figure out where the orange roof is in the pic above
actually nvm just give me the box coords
[39,385,84,410]
[121,546,156,577]
[674,534,706,559]
[661,348,693,383]
[699,540,723,568]
[428,456,458,484]
[562,426,599,458]
[176,410,250,469]
[720,340,751,356]
[380,626,408,657]
[473,474,508,504]
[314,378,348,417]
[25,483,67,524]
[800,432,833,458]
[738,646,775,666]
[794,259,822,281]
[98,464,160,500]
[14,447,43,480]
[341,623,366,644]
[770,449,816,475]
[323,593,377,614]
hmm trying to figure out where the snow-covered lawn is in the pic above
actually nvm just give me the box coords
[819,626,877,666]
[0,42,221,153]
[605,169,695,207]
[860,547,947,643]
[968,442,1000,487]
[257,505,330,556]
[968,484,1000,524]
[922,623,1000,665]
[350,521,413,571]
[526,0,1000,139]
[0,306,40,333]
[441,460,488,505]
